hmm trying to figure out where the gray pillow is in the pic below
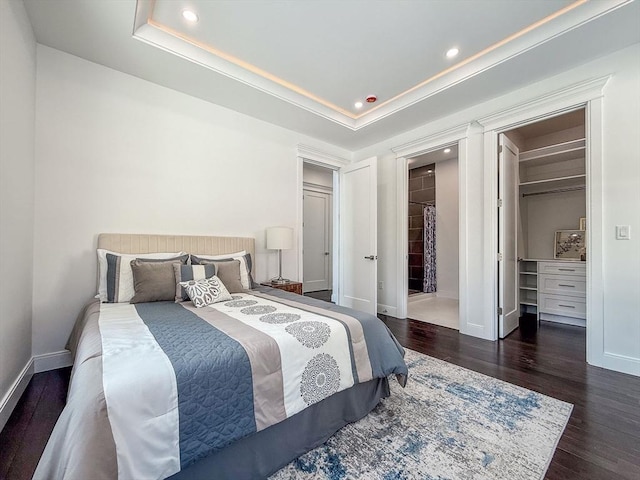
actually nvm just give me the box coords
[130,257,188,303]
[174,264,217,302]
[192,259,244,293]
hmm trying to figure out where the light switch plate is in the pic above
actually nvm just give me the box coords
[615,225,631,240]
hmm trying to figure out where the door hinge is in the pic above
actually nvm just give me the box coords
[499,145,503,154]
[497,307,503,315]
[497,198,503,208]
[497,253,503,261]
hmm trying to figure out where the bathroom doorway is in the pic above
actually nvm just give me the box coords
[406,145,459,330]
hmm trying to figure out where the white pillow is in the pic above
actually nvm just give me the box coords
[180,276,233,308]
[96,249,186,302]
[191,251,253,290]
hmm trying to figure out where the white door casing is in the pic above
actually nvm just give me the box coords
[303,190,332,292]
[339,157,377,315]
[498,134,520,338]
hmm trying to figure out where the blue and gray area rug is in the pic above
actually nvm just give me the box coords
[272,349,572,480]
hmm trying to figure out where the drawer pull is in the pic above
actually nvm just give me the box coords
[558,284,575,287]
[558,268,575,272]
[558,304,576,308]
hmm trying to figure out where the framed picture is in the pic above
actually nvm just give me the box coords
[554,230,586,260]
[579,217,586,230]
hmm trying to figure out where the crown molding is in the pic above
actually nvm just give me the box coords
[297,144,349,169]
[392,124,471,158]
[477,75,611,131]
[133,0,627,132]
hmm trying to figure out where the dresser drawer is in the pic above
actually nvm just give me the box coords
[539,293,586,319]
[538,261,585,277]
[539,274,586,297]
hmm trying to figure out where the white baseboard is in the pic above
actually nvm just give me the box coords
[408,293,435,303]
[33,350,73,373]
[0,358,34,432]
[377,304,397,317]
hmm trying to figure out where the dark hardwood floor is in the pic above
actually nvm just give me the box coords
[1,317,639,479]
[304,289,333,303]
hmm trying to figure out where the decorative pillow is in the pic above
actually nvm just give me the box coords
[191,251,256,289]
[96,249,185,302]
[106,253,188,303]
[130,260,183,304]
[200,259,244,293]
[174,264,217,302]
[180,276,233,308]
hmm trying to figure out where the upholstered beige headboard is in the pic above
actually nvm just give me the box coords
[97,233,256,274]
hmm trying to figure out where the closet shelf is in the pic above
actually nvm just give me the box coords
[519,139,585,167]
[519,287,537,291]
[520,301,538,307]
[520,272,538,276]
[519,174,585,195]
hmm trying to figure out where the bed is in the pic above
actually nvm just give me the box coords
[34,234,408,480]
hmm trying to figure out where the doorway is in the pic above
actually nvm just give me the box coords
[406,145,460,330]
[496,108,587,340]
[302,163,334,300]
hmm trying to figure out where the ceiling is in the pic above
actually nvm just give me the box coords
[23,0,640,150]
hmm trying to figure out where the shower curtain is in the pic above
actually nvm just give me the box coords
[423,205,436,293]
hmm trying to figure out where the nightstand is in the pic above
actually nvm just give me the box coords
[260,281,303,295]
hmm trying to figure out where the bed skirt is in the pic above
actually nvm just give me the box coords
[170,376,390,480]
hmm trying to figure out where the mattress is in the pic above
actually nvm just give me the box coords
[34,287,407,480]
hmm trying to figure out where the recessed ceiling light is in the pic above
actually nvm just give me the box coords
[445,48,459,59]
[354,101,363,109]
[427,170,433,174]
[182,10,199,22]
[444,148,451,153]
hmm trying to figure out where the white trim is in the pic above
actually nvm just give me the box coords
[601,352,640,377]
[377,304,397,317]
[477,76,610,130]
[396,157,408,319]
[585,97,606,371]
[296,145,349,169]
[391,124,470,158]
[33,350,73,373]
[302,181,333,194]
[395,124,472,323]
[0,358,34,432]
[478,76,614,376]
[297,149,344,300]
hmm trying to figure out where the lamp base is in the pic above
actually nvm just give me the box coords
[270,277,291,285]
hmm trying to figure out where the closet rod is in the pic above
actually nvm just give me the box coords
[521,185,585,198]
[409,200,435,206]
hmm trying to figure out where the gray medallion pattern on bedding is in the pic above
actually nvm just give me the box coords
[225,299,257,307]
[300,354,341,406]
[34,288,408,480]
[260,312,301,324]
[240,304,277,315]
[286,321,331,348]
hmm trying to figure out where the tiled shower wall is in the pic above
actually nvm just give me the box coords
[408,164,435,293]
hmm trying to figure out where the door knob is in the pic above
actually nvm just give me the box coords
[364,255,377,260]
[324,252,330,256]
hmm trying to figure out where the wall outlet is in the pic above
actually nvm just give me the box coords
[616,225,631,240]
[378,281,384,290]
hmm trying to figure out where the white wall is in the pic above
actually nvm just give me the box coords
[361,43,640,373]
[435,158,459,299]
[0,0,36,422]
[32,46,350,357]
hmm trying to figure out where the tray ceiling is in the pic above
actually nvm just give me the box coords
[24,0,640,149]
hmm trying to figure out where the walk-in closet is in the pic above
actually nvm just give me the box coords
[498,108,587,338]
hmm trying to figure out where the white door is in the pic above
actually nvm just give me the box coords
[339,157,377,315]
[303,190,332,292]
[498,134,520,338]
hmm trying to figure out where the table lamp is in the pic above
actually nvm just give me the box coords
[266,226,293,284]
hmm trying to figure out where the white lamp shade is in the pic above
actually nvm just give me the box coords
[266,227,293,250]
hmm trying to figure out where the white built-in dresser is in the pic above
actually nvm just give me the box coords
[519,259,586,327]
